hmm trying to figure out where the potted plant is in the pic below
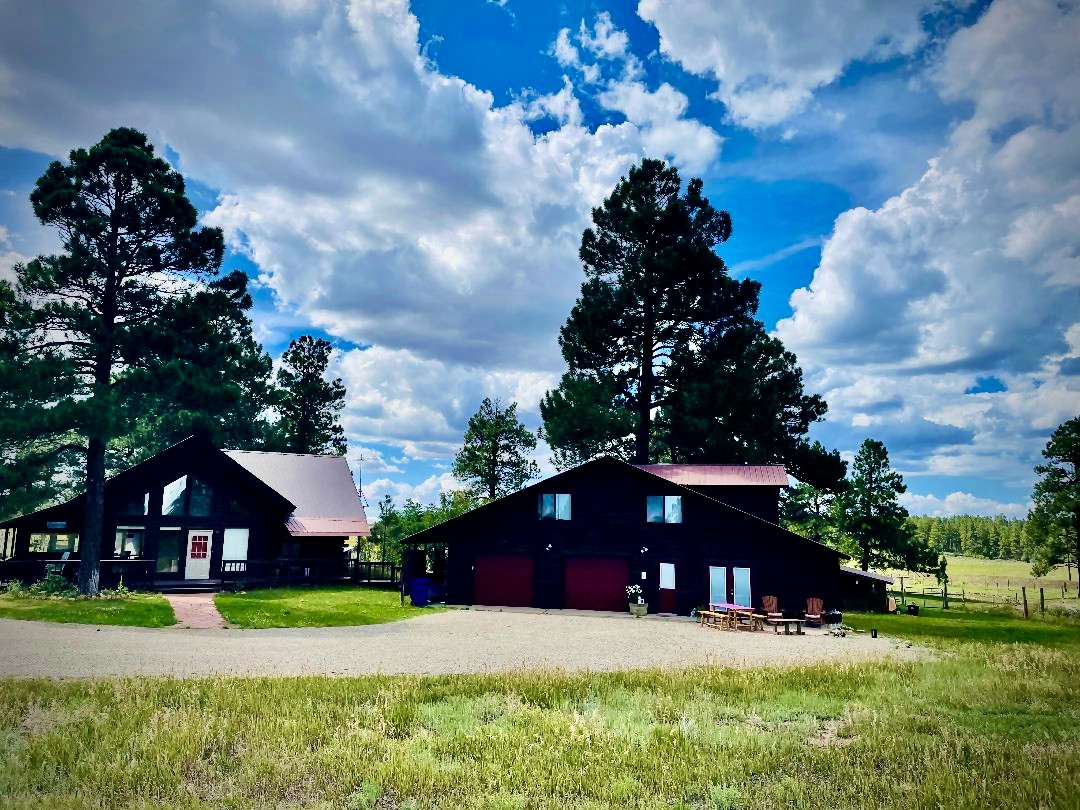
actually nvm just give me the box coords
[626,584,647,617]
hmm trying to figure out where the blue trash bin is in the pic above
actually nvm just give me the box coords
[409,577,431,607]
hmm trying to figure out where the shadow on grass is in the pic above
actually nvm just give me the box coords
[847,607,1080,648]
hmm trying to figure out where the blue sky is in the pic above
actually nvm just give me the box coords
[1,0,1078,518]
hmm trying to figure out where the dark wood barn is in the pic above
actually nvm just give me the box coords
[0,435,370,591]
[404,457,843,616]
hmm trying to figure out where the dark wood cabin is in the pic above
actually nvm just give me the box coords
[0,435,369,591]
[404,456,843,616]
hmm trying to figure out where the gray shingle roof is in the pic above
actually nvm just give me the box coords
[224,451,370,536]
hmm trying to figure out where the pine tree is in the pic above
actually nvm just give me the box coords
[540,158,844,489]
[271,336,347,455]
[837,439,937,572]
[1,128,260,594]
[452,398,539,501]
[1030,416,1080,578]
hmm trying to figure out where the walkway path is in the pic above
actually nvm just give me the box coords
[163,593,227,629]
[0,609,923,679]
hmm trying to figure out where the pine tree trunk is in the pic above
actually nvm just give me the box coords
[1073,508,1080,586]
[77,434,106,596]
[636,302,654,464]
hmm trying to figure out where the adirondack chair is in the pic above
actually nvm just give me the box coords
[760,595,784,625]
[805,597,824,627]
[887,596,899,614]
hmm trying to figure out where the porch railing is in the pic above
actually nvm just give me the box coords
[0,558,156,590]
[220,558,400,590]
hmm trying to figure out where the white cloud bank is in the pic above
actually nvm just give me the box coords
[901,491,1030,519]
[777,0,1080,491]
[639,0,937,128]
[0,0,719,480]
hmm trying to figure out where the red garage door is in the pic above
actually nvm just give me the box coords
[473,555,534,607]
[564,558,629,612]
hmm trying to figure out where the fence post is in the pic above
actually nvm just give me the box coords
[943,581,949,610]
[1040,587,1045,615]
[1022,586,1029,618]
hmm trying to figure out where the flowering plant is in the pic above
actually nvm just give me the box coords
[626,584,643,602]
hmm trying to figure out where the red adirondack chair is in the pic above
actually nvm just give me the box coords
[761,595,783,625]
[805,597,824,627]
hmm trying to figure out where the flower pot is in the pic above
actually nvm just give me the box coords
[629,602,648,617]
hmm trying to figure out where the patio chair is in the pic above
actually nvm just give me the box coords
[805,597,824,628]
[887,596,898,614]
[760,595,784,625]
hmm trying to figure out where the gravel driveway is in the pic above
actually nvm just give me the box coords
[0,608,922,679]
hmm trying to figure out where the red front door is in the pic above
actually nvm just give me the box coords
[473,555,534,607]
[564,558,628,612]
[658,562,676,613]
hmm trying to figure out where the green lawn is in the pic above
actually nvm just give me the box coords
[214,585,441,629]
[0,592,175,627]
[1,608,1079,808]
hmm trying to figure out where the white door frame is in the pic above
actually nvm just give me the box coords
[709,565,728,606]
[185,529,212,580]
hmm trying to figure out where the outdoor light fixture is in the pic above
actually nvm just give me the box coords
[545,543,552,551]
[640,546,648,553]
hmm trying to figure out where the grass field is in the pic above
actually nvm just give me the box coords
[214,585,441,629]
[0,592,175,627]
[885,553,1079,607]
[1,607,1078,808]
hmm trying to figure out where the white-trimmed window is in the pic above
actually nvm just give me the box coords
[538,493,571,520]
[646,495,682,523]
[114,527,145,558]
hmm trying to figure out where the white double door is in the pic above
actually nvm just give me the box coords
[708,565,752,608]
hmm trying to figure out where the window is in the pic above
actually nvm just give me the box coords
[226,498,250,519]
[29,533,80,553]
[162,476,187,516]
[647,495,682,523]
[189,477,212,516]
[538,493,571,520]
[156,528,183,574]
[222,528,249,561]
[121,493,149,516]
[114,527,145,558]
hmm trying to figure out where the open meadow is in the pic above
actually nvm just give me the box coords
[885,553,1079,610]
[1,606,1078,809]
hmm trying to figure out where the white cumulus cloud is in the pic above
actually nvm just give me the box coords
[638,0,936,128]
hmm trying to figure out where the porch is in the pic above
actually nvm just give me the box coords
[0,557,401,593]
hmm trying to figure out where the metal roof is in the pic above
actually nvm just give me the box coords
[635,464,788,486]
[839,565,894,584]
[224,451,370,537]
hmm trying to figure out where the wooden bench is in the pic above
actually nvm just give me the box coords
[698,610,723,629]
[774,618,805,636]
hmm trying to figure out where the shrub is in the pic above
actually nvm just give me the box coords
[27,573,78,599]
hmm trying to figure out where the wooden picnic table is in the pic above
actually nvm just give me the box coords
[773,617,805,636]
[704,604,764,632]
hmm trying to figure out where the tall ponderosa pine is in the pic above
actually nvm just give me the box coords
[272,335,347,455]
[4,127,262,594]
[540,158,844,489]
[452,398,539,500]
[838,439,936,572]
[1030,415,1080,578]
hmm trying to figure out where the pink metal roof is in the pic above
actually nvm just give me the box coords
[224,450,370,536]
[286,516,371,537]
[635,464,788,486]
